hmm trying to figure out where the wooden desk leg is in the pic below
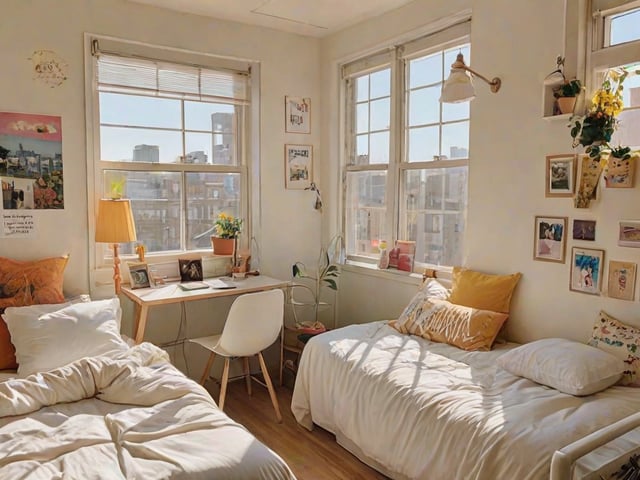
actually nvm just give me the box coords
[279,325,284,386]
[134,304,149,345]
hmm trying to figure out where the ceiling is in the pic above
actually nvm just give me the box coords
[128,0,416,37]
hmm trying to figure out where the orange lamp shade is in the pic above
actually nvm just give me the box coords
[95,199,137,244]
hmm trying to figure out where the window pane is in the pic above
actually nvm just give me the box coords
[185,132,236,165]
[409,86,440,126]
[442,121,469,159]
[186,172,241,250]
[609,8,640,46]
[99,93,181,129]
[370,69,390,98]
[409,53,442,89]
[185,102,235,131]
[621,71,640,108]
[442,100,469,122]
[356,76,369,102]
[104,170,181,254]
[100,126,182,163]
[356,103,369,134]
[613,109,640,148]
[402,167,467,266]
[356,135,369,165]
[408,126,439,162]
[370,98,390,131]
[370,131,390,164]
[346,171,387,256]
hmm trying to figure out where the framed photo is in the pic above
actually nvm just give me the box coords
[604,155,635,188]
[285,96,311,134]
[533,216,567,263]
[129,263,150,289]
[618,221,640,247]
[285,144,313,190]
[572,219,596,241]
[179,258,204,282]
[545,154,576,197]
[607,260,637,301]
[570,247,604,295]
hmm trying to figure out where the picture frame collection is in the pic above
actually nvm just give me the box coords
[537,154,639,300]
[284,96,312,190]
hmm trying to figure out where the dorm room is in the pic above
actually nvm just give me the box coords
[2,0,640,479]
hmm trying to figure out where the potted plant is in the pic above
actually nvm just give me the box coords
[211,213,242,255]
[554,79,582,114]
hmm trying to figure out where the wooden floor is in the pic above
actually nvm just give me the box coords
[205,378,389,480]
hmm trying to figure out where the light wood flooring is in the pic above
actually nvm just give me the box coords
[205,378,389,480]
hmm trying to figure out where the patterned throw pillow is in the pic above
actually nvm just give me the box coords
[392,279,450,330]
[0,255,69,369]
[588,310,640,386]
[393,297,508,351]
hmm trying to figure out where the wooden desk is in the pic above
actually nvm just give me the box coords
[121,275,290,345]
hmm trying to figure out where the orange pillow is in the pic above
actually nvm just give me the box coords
[0,255,68,369]
[448,267,521,314]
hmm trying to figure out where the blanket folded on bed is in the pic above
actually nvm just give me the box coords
[0,343,295,480]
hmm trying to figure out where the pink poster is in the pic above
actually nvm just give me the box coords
[0,111,63,210]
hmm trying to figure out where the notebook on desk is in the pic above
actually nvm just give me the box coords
[206,278,237,290]
[178,281,210,291]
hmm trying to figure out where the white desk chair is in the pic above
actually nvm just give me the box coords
[189,289,284,423]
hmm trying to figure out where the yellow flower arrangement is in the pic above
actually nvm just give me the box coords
[214,212,242,239]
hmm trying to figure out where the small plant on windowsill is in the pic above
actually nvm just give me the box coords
[553,79,583,115]
[211,213,243,255]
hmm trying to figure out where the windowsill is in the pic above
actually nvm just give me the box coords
[342,259,453,287]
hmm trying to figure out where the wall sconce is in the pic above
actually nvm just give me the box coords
[95,198,137,294]
[439,53,502,103]
[544,56,566,86]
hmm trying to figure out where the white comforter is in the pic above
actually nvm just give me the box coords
[0,343,295,480]
[291,321,640,480]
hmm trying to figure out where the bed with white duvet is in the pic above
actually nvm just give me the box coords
[291,321,640,480]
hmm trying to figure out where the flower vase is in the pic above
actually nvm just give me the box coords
[211,236,236,255]
[574,155,604,208]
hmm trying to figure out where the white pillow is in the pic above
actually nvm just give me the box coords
[496,338,624,396]
[4,298,129,377]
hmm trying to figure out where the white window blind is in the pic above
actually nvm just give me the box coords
[96,54,249,104]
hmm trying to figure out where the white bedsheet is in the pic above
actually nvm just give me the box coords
[0,343,295,479]
[291,321,640,480]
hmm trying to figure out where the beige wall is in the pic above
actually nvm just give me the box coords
[321,0,640,343]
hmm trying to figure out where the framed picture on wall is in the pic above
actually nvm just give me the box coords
[607,260,637,301]
[285,96,311,134]
[533,215,567,263]
[572,219,596,241]
[545,154,577,197]
[569,247,604,295]
[285,144,313,189]
[618,221,640,247]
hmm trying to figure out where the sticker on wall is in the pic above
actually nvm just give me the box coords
[0,112,64,213]
[28,50,68,88]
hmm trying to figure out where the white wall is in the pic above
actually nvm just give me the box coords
[320,0,640,343]
[0,0,321,375]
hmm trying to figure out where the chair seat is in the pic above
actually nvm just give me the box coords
[189,334,235,358]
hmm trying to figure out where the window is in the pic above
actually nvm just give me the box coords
[591,0,640,150]
[342,21,470,269]
[91,41,251,260]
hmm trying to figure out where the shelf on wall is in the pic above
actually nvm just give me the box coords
[543,113,573,122]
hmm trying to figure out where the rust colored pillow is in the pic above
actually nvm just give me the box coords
[0,255,68,369]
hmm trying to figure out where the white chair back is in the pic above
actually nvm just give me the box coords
[218,289,284,357]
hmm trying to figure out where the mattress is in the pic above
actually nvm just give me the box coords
[0,342,295,479]
[291,321,640,480]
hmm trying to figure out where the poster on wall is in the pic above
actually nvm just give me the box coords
[2,211,36,238]
[0,112,64,213]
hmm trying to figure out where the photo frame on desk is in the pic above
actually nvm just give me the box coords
[129,263,150,289]
[179,258,203,282]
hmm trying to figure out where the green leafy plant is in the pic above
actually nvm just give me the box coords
[554,79,583,98]
[213,213,242,238]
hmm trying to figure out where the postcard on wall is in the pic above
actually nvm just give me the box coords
[285,96,311,134]
[285,144,312,189]
[604,154,635,188]
[607,260,637,301]
[618,221,640,248]
[0,112,64,211]
[572,219,596,241]
[1,211,36,238]
[569,247,604,295]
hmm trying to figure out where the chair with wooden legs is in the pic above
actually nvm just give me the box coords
[189,289,284,423]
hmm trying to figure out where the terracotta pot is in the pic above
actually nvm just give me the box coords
[556,96,577,114]
[211,236,236,255]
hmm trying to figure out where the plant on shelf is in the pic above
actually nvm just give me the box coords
[553,79,583,114]
[569,67,639,207]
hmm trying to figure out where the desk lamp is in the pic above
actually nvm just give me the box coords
[95,198,137,294]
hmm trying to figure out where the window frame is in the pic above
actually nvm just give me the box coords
[340,22,471,273]
[85,35,257,278]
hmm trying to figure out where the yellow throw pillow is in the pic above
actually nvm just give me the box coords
[0,255,68,369]
[392,298,508,351]
[448,267,522,314]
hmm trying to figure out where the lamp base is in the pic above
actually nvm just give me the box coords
[112,243,122,294]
